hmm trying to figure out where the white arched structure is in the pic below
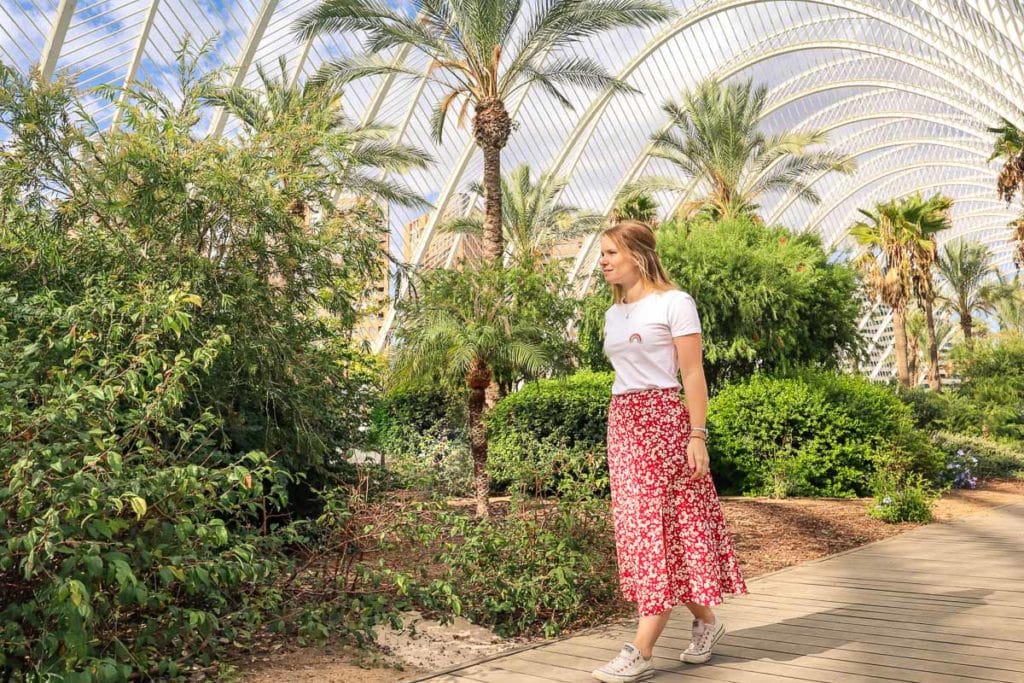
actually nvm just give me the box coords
[6,0,1022,372]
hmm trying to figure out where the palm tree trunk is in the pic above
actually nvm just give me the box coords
[923,298,942,391]
[960,305,973,347]
[907,336,918,385]
[467,357,492,519]
[481,143,503,263]
[474,97,512,264]
[892,307,910,387]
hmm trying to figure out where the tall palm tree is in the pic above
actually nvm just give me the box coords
[936,240,998,346]
[851,202,913,387]
[295,0,674,263]
[392,263,568,518]
[903,192,952,391]
[988,118,1024,267]
[202,56,431,220]
[624,79,855,222]
[442,163,604,262]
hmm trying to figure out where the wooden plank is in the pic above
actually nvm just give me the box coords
[604,607,1024,654]
[760,576,1024,606]
[533,640,810,682]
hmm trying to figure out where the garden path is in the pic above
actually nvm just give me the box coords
[412,502,1024,682]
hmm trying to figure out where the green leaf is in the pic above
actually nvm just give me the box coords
[128,495,147,520]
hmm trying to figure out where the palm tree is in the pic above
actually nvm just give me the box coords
[295,0,674,263]
[936,240,999,346]
[903,192,952,391]
[624,79,855,222]
[202,56,431,221]
[612,191,659,226]
[392,263,569,518]
[851,202,913,387]
[442,163,604,262]
[993,273,1024,334]
[988,118,1024,267]
[989,118,1024,204]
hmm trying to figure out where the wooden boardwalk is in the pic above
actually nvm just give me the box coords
[414,502,1024,682]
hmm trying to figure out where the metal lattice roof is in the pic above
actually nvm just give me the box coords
[3,0,1023,370]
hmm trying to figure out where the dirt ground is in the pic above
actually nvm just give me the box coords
[239,478,1024,683]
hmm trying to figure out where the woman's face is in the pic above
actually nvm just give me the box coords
[599,236,639,286]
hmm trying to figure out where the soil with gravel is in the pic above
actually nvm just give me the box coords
[239,478,1024,683]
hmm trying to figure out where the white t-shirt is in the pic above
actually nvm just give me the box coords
[603,289,702,395]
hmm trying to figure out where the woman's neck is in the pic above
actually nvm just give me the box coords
[622,279,650,304]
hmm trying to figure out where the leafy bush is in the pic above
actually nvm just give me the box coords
[0,279,294,678]
[932,431,1024,479]
[371,384,467,439]
[377,423,475,498]
[486,371,613,493]
[951,334,1024,442]
[433,497,619,637]
[1,53,387,502]
[656,216,862,389]
[898,386,981,434]
[868,470,936,523]
[0,51,442,678]
[707,370,937,497]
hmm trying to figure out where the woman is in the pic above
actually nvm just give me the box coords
[591,220,747,683]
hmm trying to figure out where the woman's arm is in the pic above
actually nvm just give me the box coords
[674,333,710,479]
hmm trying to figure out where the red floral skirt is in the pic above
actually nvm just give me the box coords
[607,388,747,616]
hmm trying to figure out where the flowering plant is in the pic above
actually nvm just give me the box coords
[943,448,979,489]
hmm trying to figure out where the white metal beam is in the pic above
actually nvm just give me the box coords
[111,0,161,129]
[207,0,280,139]
[39,0,77,81]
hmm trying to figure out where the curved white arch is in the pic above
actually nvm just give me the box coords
[809,163,996,240]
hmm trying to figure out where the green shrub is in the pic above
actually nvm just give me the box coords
[656,216,862,389]
[371,384,467,440]
[708,370,935,497]
[868,470,936,523]
[898,386,982,434]
[932,431,1024,479]
[378,423,475,498]
[434,497,619,637]
[0,53,387,506]
[486,371,613,493]
[951,334,1024,442]
[0,279,295,678]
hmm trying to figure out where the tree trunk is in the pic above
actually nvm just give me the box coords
[960,306,973,348]
[907,335,919,386]
[467,357,492,519]
[480,143,503,263]
[892,307,910,387]
[923,298,942,391]
[473,98,512,265]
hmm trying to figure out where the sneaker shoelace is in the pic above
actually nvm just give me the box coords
[606,645,642,673]
[688,622,714,653]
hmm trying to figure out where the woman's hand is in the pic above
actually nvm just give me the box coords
[687,436,710,480]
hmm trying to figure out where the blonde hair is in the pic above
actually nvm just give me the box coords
[602,220,676,303]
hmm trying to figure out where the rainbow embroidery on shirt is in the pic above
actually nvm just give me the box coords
[628,333,643,344]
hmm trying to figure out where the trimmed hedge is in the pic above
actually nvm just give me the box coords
[486,372,613,494]
[707,370,941,497]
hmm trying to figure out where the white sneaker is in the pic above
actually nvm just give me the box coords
[591,643,654,682]
[681,618,725,664]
